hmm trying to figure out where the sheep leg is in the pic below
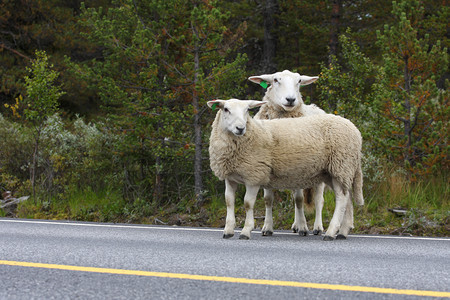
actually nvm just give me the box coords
[312,183,325,235]
[239,185,260,240]
[223,179,238,239]
[324,179,348,241]
[262,189,274,236]
[336,196,354,239]
[353,163,364,206]
[291,189,309,236]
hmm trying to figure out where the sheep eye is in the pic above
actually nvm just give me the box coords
[274,78,279,83]
[224,107,229,113]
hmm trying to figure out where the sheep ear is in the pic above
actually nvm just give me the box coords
[299,75,319,86]
[248,74,274,85]
[247,100,267,109]
[207,100,225,110]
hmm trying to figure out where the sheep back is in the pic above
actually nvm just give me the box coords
[255,100,305,120]
[254,96,325,120]
[262,114,362,191]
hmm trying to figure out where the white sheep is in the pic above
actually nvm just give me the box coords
[249,70,323,119]
[248,70,328,236]
[207,98,364,241]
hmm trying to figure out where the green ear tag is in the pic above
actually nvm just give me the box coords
[260,81,268,89]
[212,103,217,111]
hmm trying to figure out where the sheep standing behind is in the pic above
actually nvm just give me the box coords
[207,99,364,241]
[248,70,329,236]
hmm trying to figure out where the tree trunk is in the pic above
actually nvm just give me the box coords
[329,0,341,65]
[153,30,169,205]
[153,67,166,205]
[403,54,412,169]
[261,0,278,73]
[31,127,41,204]
[153,146,163,204]
[192,28,204,206]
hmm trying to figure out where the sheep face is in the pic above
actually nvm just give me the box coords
[248,70,318,112]
[208,99,266,136]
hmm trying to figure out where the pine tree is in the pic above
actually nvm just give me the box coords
[374,0,448,178]
[72,0,247,204]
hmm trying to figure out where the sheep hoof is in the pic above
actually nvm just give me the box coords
[292,228,299,233]
[323,235,335,241]
[313,229,323,235]
[336,234,347,240]
[239,234,250,240]
[223,234,234,239]
[262,230,273,236]
[298,230,308,236]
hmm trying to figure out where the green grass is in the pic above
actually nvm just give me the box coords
[248,175,449,237]
[4,175,449,237]
[65,187,125,221]
[14,187,129,222]
[345,175,448,236]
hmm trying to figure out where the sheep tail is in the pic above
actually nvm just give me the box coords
[303,188,314,209]
[353,163,364,206]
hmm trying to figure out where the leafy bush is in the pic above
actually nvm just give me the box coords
[0,113,33,195]
[37,114,121,199]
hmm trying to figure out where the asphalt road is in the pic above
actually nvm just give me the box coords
[0,218,449,299]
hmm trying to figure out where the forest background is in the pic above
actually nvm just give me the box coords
[0,0,448,236]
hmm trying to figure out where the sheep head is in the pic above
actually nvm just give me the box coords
[248,70,318,112]
[208,99,266,136]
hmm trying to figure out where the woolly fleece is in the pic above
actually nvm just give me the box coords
[209,111,362,192]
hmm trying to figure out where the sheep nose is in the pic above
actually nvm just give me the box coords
[236,126,245,135]
[286,97,296,105]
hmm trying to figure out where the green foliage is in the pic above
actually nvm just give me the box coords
[23,51,65,124]
[0,114,32,183]
[374,0,448,178]
[37,114,121,196]
[65,0,248,204]
[317,0,448,181]
[0,0,108,114]
[18,50,66,201]
[317,30,377,120]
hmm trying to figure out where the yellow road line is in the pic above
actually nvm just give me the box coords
[1,260,449,298]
